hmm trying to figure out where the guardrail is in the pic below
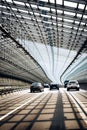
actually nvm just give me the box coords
[0,87,29,95]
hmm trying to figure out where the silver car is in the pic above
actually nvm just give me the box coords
[30,82,44,93]
[67,80,80,91]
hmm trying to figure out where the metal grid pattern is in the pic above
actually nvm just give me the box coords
[0,0,87,83]
[0,0,87,51]
[61,54,87,82]
[0,29,51,83]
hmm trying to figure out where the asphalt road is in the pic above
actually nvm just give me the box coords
[0,88,87,130]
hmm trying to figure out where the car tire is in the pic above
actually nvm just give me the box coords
[77,88,79,91]
[67,88,69,91]
[30,90,32,93]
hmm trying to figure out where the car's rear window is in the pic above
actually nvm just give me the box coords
[32,82,41,86]
[69,81,77,84]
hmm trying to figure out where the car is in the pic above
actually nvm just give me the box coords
[64,80,69,88]
[50,83,59,90]
[30,82,44,93]
[67,80,80,91]
[43,83,50,88]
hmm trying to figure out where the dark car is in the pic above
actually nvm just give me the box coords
[50,83,59,90]
[43,83,50,88]
[64,80,69,88]
[30,82,44,93]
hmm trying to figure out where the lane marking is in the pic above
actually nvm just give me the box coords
[71,92,87,114]
[0,93,42,121]
[66,92,87,125]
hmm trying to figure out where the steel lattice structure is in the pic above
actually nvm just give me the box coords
[0,0,87,83]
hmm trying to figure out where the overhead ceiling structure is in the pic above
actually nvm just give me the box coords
[0,0,87,84]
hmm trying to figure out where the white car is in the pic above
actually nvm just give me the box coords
[67,80,80,91]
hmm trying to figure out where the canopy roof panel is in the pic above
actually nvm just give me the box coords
[0,0,87,83]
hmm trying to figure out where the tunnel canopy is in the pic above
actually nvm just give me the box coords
[0,0,87,84]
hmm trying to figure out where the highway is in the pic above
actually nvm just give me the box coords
[0,88,87,130]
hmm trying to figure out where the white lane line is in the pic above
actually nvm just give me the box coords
[66,92,87,125]
[71,93,87,114]
[0,94,42,121]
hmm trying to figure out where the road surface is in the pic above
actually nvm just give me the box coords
[0,88,87,130]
